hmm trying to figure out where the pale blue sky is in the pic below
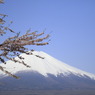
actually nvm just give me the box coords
[0,0,95,74]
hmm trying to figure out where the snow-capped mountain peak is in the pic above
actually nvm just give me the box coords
[0,51,95,80]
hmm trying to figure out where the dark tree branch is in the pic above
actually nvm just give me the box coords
[0,1,50,78]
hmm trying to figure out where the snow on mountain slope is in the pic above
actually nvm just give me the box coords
[0,51,95,80]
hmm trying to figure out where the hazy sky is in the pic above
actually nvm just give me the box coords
[0,0,95,74]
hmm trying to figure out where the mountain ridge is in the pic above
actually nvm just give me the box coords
[0,51,95,80]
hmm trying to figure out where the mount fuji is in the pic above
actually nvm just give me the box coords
[0,51,95,94]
